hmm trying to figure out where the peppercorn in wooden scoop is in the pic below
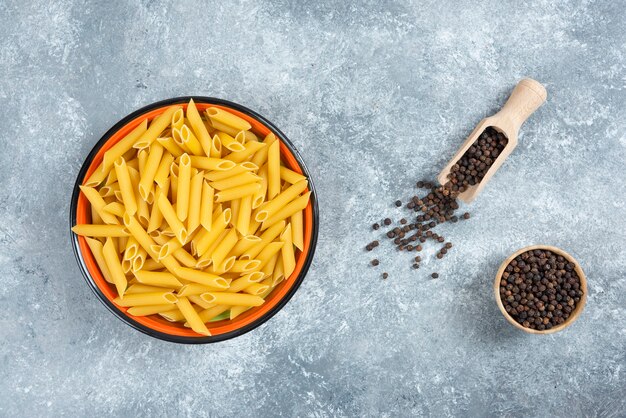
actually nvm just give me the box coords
[437,78,547,203]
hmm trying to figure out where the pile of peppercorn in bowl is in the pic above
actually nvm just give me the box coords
[494,245,587,334]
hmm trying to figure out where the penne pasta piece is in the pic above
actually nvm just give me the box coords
[137,149,148,178]
[267,140,281,199]
[196,208,231,256]
[141,258,162,271]
[254,179,308,222]
[280,166,307,184]
[206,107,252,131]
[250,133,277,168]
[207,256,236,274]
[117,236,128,254]
[200,292,264,307]
[216,132,245,152]
[230,198,240,229]
[241,220,286,259]
[236,195,252,236]
[214,182,262,203]
[188,294,216,310]
[187,170,204,234]
[224,141,266,163]
[125,283,171,294]
[256,242,285,269]
[291,210,304,251]
[71,224,129,237]
[210,228,238,268]
[260,192,311,231]
[156,136,184,158]
[132,248,147,271]
[147,179,170,233]
[138,143,164,200]
[205,162,258,182]
[195,229,229,268]
[159,310,186,322]
[157,193,188,244]
[173,125,204,156]
[114,291,177,307]
[280,224,296,279]
[178,283,224,297]
[157,236,183,260]
[172,247,197,268]
[174,267,229,289]
[261,253,278,278]
[113,157,137,215]
[176,296,210,335]
[228,235,262,258]
[189,156,236,172]
[196,305,230,323]
[186,99,212,155]
[123,236,139,260]
[229,305,251,320]
[208,171,261,191]
[209,133,221,158]
[171,108,184,130]
[99,183,119,198]
[176,154,192,222]
[102,237,127,296]
[134,106,181,149]
[127,304,177,316]
[84,162,108,188]
[80,186,119,225]
[122,213,160,260]
[101,119,148,172]
[252,164,268,209]
[273,252,285,285]
[134,270,183,288]
[200,180,215,231]
[154,152,175,188]
[227,271,265,293]
[85,237,114,284]
[137,195,150,228]
[242,283,269,296]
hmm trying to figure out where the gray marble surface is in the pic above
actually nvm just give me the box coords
[1,0,625,417]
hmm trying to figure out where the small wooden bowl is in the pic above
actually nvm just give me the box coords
[494,245,587,334]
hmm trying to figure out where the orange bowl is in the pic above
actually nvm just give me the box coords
[70,97,318,343]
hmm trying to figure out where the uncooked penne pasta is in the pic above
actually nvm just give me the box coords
[80,186,119,225]
[72,224,129,237]
[85,237,114,284]
[280,166,307,184]
[209,172,261,191]
[176,296,210,335]
[102,237,127,296]
[216,132,245,152]
[206,107,252,131]
[75,101,312,336]
[176,154,191,222]
[291,210,304,251]
[134,106,181,149]
[200,292,264,307]
[260,192,311,231]
[267,140,281,199]
[101,119,148,172]
[254,179,308,222]
[215,182,262,202]
[113,157,138,215]
[280,224,296,279]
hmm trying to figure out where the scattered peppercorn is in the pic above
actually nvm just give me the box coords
[371,259,380,266]
[395,200,402,207]
[463,212,470,220]
[382,272,389,279]
[372,223,380,230]
[431,273,439,279]
[384,218,392,226]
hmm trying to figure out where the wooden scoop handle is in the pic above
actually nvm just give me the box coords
[495,78,547,135]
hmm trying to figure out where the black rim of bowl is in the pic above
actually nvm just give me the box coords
[70,97,319,344]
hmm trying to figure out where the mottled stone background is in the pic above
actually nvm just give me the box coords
[1,0,625,417]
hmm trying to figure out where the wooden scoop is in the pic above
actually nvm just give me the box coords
[437,78,547,203]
